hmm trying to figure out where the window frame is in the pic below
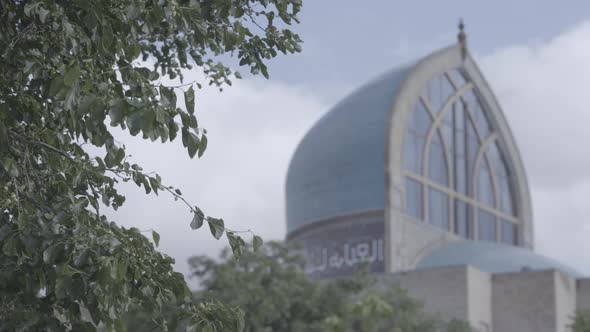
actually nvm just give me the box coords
[402,69,520,245]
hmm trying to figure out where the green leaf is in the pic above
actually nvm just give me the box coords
[38,271,46,291]
[135,67,151,80]
[64,64,81,87]
[2,237,16,256]
[23,2,38,16]
[142,286,154,297]
[38,7,50,23]
[184,85,195,114]
[2,157,19,178]
[126,111,143,136]
[207,218,225,240]
[141,108,156,134]
[78,95,96,115]
[224,31,238,50]
[0,122,8,153]
[23,60,35,73]
[141,176,151,194]
[102,24,114,49]
[109,101,126,126]
[179,112,190,128]
[78,301,95,325]
[160,86,176,108]
[186,131,200,158]
[253,235,263,252]
[55,274,72,300]
[226,232,245,260]
[48,76,65,97]
[116,259,128,280]
[169,120,179,141]
[190,212,204,230]
[149,176,160,194]
[74,249,89,267]
[64,85,79,111]
[114,147,125,165]
[235,309,245,332]
[43,244,64,265]
[152,230,160,247]
[198,134,207,158]
[188,114,198,129]
[42,246,54,264]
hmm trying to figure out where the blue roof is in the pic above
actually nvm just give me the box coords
[286,65,411,232]
[417,241,582,277]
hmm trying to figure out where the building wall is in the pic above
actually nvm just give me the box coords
[394,266,470,322]
[577,278,590,310]
[385,266,580,332]
[389,265,493,331]
[554,271,576,332]
[287,211,386,279]
[467,267,493,331]
[492,270,560,332]
[389,212,461,272]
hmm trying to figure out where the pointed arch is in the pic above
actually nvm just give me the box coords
[403,98,432,174]
[386,44,533,272]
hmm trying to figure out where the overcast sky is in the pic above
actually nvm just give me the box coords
[105,2,590,288]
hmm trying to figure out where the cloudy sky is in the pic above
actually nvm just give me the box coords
[106,2,590,287]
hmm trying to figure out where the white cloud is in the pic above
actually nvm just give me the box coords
[480,22,590,190]
[533,181,590,270]
[480,21,590,273]
[104,20,590,288]
[105,76,328,288]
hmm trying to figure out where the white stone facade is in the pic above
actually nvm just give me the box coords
[386,266,584,332]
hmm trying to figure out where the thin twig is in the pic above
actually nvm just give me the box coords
[5,23,35,56]
[245,4,268,33]
[9,131,256,237]
[88,182,101,222]
[8,131,75,162]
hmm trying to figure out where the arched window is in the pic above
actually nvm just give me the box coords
[428,130,448,186]
[403,69,519,245]
[477,159,495,207]
[404,99,431,173]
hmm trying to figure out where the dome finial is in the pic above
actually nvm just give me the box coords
[458,18,467,61]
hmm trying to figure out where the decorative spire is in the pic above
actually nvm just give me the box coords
[458,18,467,61]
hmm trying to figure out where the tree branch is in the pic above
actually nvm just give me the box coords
[8,130,75,163]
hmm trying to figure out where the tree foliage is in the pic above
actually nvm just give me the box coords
[187,242,475,332]
[572,310,590,332]
[0,0,301,330]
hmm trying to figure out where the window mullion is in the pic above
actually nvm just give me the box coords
[403,74,521,246]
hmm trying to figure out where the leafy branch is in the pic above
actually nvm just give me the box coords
[0,0,300,329]
[7,128,260,258]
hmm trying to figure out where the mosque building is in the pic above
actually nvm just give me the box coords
[285,23,589,332]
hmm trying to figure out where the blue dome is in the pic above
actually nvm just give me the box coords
[417,241,582,277]
[286,65,412,232]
